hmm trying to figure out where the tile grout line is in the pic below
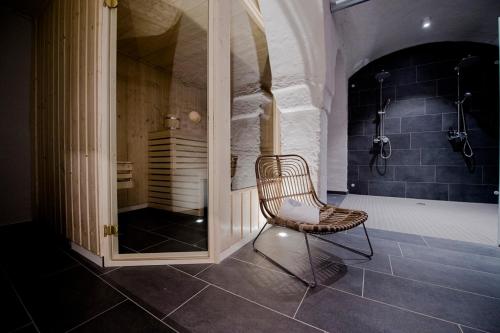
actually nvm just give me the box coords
[320,283,491,333]
[167,264,327,332]
[388,255,394,275]
[387,255,500,300]
[421,235,431,248]
[397,242,404,257]
[361,269,366,297]
[99,266,122,276]
[193,264,215,277]
[61,251,181,333]
[64,299,128,333]
[1,268,42,333]
[162,284,210,320]
[458,324,465,333]
[293,286,309,319]
[8,321,35,333]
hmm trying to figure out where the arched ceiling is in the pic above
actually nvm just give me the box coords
[333,0,500,77]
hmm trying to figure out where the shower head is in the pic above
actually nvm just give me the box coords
[454,55,480,71]
[460,92,472,104]
[375,70,391,82]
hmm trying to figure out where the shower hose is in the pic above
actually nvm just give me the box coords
[459,103,474,158]
[380,137,392,159]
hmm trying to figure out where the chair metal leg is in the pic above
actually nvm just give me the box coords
[314,222,373,258]
[252,223,318,287]
[304,232,317,287]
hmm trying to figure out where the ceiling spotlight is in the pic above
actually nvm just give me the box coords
[422,17,431,29]
[195,219,204,223]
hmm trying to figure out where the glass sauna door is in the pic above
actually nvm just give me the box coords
[114,0,209,257]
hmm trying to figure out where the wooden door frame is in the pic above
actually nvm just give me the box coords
[101,0,231,266]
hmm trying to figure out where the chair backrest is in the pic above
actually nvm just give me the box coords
[255,154,324,219]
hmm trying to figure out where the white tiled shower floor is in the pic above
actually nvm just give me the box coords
[338,194,499,246]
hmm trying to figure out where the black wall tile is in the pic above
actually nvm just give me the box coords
[384,149,420,166]
[387,134,411,149]
[348,42,499,203]
[406,183,449,200]
[368,181,406,197]
[348,180,368,195]
[359,166,395,181]
[421,148,467,166]
[348,135,374,151]
[417,60,457,81]
[449,184,498,203]
[395,166,435,182]
[425,97,455,114]
[387,99,425,118]
[396,81,436,100]
[483,166,499,185]
[410,131,450,149]
[436,166,483,184]
[401,115,442,133]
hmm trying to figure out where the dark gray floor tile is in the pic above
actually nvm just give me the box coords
[142,239,202,253]
[317,232,402,257]
[166,286,320,333]
[19,265,125,332]
[423,236,500,259]
[390,256,500,298]
[327,194,346,206]
[67,250,119,275]
[296,286,459,333]
[363,270,500,332]
[400,243,500,275]
[118,227,167,252]
[0,273,31,333]
[170,264,213,276]
[72,300,175,333]
[154,225,206,245]
[198,258,307,316]
[14,324,38,333]
[348,226,427,246]
[460,326,487,333]
[104,265,207,318]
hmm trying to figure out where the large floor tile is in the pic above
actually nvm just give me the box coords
[141,239,202,253]
[198,258,307,316]
[0,273,31,333]
[316,232,402,256]
[15,324,38,333]
[400,243,500,275]
[154,225,207,245]
[296,286,459,333]
[118,227,167,252]
[170,264,213,276]
[423,236,500,259]
[72,300,175,333]
[348,226,427,246]
[166,286,321,333]
[363,270,500,332]
[391,256,500,298]
[20,265,125,332]
[104,265,207,318]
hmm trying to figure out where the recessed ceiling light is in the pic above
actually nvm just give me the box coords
[422,17,431,29]
[195,219,204,223]
[277,232,288,238]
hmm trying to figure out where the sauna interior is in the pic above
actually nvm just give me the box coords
[114,0,273,255]
[114,0,210,254]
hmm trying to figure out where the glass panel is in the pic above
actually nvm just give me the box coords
[230,1,273,190]
[115,0,208,254]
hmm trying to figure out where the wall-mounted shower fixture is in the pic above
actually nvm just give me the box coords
[373,70,392,159]
[448,55,478,158]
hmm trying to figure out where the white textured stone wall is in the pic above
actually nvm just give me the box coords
[261,0,343,201]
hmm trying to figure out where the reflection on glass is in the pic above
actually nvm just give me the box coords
[230,0,274,191]
[115,0,208,254]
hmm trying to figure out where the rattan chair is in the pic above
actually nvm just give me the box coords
[253,154,373,287]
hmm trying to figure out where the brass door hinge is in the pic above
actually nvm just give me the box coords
[104,0,118,9]
[104,225,118,237]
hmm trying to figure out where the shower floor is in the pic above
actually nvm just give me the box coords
[335,194,499,246]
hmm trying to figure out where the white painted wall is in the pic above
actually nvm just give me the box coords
[0,7,33,225]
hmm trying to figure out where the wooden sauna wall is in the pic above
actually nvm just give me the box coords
[116,54,208,210]
[34,0,105,255]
